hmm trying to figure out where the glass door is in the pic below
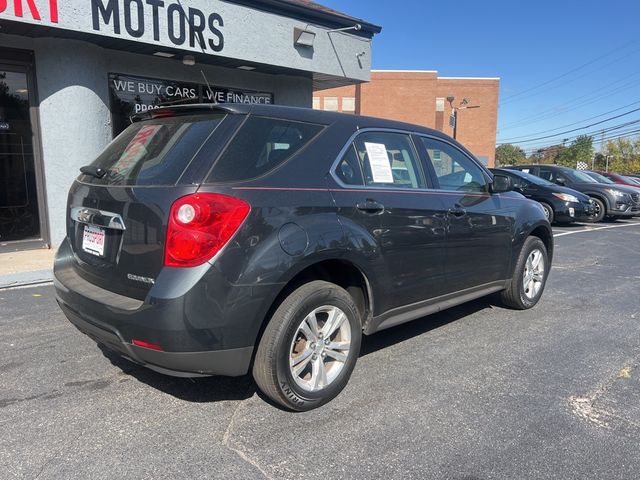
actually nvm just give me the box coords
[0,59,48,249]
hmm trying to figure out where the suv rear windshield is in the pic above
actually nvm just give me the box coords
[207,116,324,182]
[80,114,225,186]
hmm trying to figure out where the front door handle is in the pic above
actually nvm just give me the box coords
[448,206,467,218]
[356,199,385,214]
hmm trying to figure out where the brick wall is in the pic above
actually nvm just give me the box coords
[313,70,500,166]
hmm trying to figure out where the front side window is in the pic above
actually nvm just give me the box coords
[421,138,487,193]
[538,168,556,183]
[349,132,425,189]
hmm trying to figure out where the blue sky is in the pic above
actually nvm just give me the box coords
[319,0,640,154]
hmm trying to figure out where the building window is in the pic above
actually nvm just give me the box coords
[312,97,320,110]
[342,97,356,113]
[323,97,338,111]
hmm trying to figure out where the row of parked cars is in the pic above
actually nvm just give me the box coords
[491,165,640,224]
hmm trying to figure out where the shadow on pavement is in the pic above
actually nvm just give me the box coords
[97,296,500,405]
[360,296,497,357]
[98,345,255,403]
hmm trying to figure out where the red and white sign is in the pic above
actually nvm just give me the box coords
[0,0,58,23]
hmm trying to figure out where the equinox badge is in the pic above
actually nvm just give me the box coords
[127,273,155,285]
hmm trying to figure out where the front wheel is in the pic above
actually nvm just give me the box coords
[500,236,549,310]
[587,197,605,223]
[540,202,554,224]
[253,281,362,411]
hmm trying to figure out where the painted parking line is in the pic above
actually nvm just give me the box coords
[553,221,640,238]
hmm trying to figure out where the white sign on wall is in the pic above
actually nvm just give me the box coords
[0,0,373,81]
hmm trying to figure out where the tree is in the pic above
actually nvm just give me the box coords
[603,137,640,174]
[495,144,526,166]
[529,145,563,165]
[555,135,593,168]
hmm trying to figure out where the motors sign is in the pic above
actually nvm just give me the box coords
[109,73,273,135]
[91,0,224,52]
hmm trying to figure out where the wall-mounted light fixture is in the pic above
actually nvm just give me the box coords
[294,27,316,48]
[327,24,362,33]
[182,55,196,66]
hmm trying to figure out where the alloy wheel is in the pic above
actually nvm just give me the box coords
[523,249,545,299]
[289,306,351,392]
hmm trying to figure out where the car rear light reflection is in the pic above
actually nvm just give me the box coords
[132,339,163,351]
[164,193,251,268]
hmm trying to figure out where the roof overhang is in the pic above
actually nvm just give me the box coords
[0,0,380,90]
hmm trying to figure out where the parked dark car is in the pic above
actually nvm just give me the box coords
[54,104,553,411]
[505,164,639,222]
[490,168,593,224]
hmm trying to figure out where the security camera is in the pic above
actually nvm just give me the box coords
[354,24,362,31]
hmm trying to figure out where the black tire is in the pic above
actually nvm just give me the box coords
[587,197,606,223]
[500,236,549,310]
[253,280,362,411]
[540,202,554,224]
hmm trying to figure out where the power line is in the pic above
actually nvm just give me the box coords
[500,44,640,106]
[500,39,639,103]
[515,119,640,149]
[497,106,640,145]
[499,72,640,130]
[497,100,640,142]
[520,128,640,155]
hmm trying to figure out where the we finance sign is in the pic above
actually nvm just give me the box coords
[0,0,225,53]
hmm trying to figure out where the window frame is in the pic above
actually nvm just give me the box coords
[415,134,493,194]
[203,114,327,184]
[330,128,434,191]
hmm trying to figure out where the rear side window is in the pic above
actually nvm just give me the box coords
[208,116,323,182]
[335,145,365,186]
[344,131,425,189]
[82,114,224,186]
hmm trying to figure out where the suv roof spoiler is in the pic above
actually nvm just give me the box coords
[130,104,249,123]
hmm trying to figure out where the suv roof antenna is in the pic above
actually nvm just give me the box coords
[200,70,215,103]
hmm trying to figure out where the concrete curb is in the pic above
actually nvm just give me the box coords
[0,270,53,289]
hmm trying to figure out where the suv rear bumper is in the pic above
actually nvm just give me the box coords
[54,239,265,377]
[58,300,252,377]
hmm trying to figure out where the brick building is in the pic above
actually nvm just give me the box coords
[313,70,500,166]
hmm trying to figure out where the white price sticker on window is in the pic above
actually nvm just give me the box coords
[364,142,394,183]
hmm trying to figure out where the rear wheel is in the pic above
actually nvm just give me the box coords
[587,197,606,223]
[500,236,549,310]
[540,202,554,224]
[253,281,362,411]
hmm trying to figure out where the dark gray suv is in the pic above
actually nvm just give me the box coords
[55,104,553,410]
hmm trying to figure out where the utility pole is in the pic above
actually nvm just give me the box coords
[446,96,480,140]
[605,155,613,172]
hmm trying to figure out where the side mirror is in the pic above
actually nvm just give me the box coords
[490,174,512,194]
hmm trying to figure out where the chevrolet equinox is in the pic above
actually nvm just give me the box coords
[54,104,553,411]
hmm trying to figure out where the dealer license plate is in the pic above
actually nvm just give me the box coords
[82,224,105,257]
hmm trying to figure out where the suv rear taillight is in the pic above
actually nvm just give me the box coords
[164,193,250,268]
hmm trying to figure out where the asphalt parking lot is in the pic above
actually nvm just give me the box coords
[2,219,639,480]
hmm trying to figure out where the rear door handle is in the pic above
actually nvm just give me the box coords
[448,206,467,218]
[356,200,385,214]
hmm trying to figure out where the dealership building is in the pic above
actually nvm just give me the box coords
[313,70,500,167]
[0,0,380,252]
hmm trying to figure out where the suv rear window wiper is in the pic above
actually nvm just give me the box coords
[80,165,107,179]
